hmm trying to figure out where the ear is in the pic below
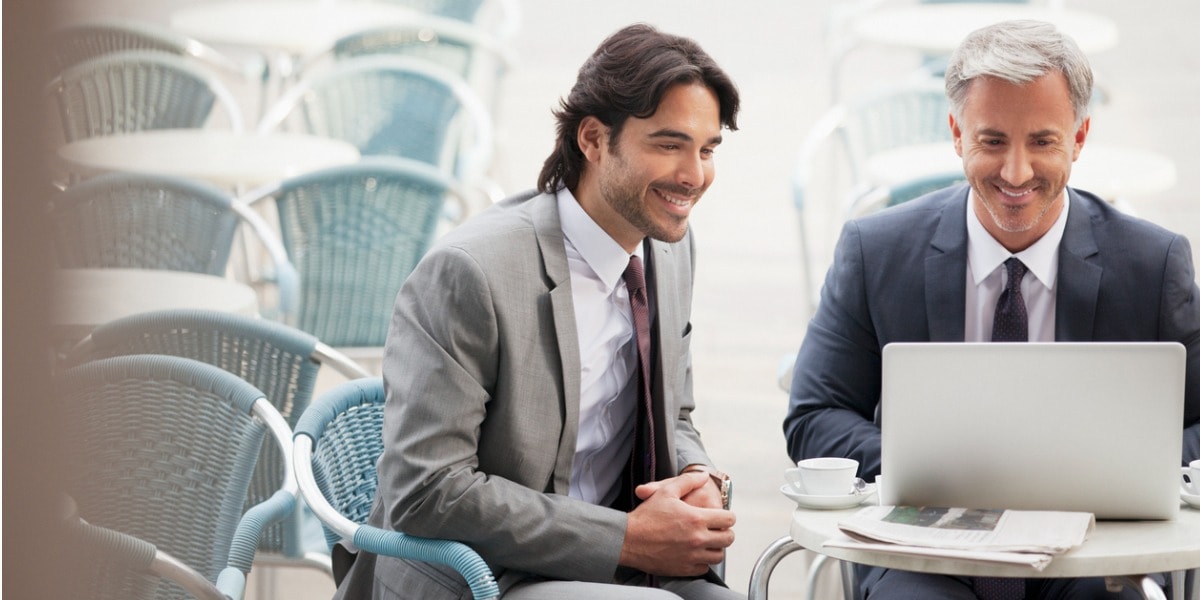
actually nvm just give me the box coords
[1071,116,1090,161]
[577,116,608,163]
[949,113,963,157]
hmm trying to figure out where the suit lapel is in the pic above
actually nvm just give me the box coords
[1055,190,1102,341]
[926,189,969,341]
[646,238,679,477]
[531,193,583,495]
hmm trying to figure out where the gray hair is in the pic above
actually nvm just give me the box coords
[945,20,1093,127]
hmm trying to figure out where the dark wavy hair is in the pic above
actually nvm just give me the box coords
[537,23,740,193]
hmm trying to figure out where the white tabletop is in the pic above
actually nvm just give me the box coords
[790,503,1200,579]
[170,1,422,55]
[863,141,1179,202]
[852,4,1120,56]
[57,129,360,188]
[52,268,259,340]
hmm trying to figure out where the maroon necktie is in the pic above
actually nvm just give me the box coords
[622,255,656,494]
[991,258,1028,342]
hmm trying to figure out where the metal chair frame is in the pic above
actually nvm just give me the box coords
[292,377,500,599]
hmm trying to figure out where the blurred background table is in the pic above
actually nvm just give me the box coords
[863,141,1178,204]
[56,129,360,189]
[851,4,1120,56]
[52,267,259,342]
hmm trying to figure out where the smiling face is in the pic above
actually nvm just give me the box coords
[573,82,723,252]
[951,72,1090,252]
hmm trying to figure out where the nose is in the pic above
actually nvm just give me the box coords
[999,144,1034,187]
[675,151,708,191]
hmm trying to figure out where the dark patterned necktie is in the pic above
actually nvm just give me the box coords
[977,257,1029,598]
[992,258,1028,342]
[622,255,656,497]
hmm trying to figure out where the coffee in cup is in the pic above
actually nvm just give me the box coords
[1183,459,1200,495]
[785,457,859,496]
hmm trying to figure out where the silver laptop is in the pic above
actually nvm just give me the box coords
[878,342,1184,520]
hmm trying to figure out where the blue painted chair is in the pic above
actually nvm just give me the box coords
[48,171,298,319]
[63,309,372,591]
[292,377,499,599]
[240,157,465,355]
[58,354,297,600]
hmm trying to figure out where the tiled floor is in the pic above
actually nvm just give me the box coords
[47,1,1200,598]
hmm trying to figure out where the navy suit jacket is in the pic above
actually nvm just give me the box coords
[784,184,1200,476]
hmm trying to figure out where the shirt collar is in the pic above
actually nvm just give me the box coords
[966,188,1069,289]
[557,187,644,293]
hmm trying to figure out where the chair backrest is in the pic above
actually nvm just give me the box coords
[61,309,369,556]
[49,171,239,275]
[259,55,492,183]
[294,377,387,550]
[58,354,269,600]
[49,18,252,79]
[242,157,457,348]
[47,49,244,144]
[835,80,951,187]
[848,171,967,218]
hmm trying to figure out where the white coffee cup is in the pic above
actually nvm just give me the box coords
[785,457,859,496]
[1183,459,1200,495]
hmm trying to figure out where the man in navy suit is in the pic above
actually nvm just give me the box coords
[784,19,1200,600]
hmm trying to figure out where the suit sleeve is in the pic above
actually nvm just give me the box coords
[376,244,626,583]
[1162,235,1200,463]
[783,221,886,479]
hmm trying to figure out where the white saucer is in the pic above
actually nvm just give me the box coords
[781,483,877,510]
[1183,490,1200,509]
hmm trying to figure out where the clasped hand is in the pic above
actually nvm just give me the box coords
[618,471,736,577]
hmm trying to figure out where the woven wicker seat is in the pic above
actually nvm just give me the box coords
[63,309,372,584]
[58,354,296,600]
[241,157,464,352]
[292,377,499,599]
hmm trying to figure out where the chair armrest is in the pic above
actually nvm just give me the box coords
[352,526,498,600]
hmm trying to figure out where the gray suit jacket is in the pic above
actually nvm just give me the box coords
[784,184,1200,477]
[337,190,715,599]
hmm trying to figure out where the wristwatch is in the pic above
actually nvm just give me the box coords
[683,465,733,510]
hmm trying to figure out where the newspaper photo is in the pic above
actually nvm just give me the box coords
[824,506,1095,570]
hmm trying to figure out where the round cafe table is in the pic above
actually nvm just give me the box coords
[52,268,260,342]
[851,4,1120,56]
[56,129,360,189]
[748,503,1200,600]
[862,141,1178,203]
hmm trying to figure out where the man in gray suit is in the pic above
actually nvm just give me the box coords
[784,20,1200,600]
[334,24,744,599]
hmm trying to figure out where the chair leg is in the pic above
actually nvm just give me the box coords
[747,535,803,600]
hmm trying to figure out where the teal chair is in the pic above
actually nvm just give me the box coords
[47,50,244,145]
[258,55,494,213]
[49,17,258,80]
[63,309,372,591]
[292,377,499,599]
[48,171,298,318]
[791,80,951,313]
[58,354,296,600]
[240,157,465,355]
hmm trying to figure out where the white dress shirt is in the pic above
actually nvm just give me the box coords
[964,190,1069,343]
[557,188,643,506]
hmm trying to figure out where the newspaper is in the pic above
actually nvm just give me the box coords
[825,505,1095,571]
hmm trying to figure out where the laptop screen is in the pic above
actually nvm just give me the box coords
[878,342,1184,520]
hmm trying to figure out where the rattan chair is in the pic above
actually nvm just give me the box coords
[48,171,298,318]
[258,55,493,211]
[63,309,372,588]
[292,377,499,599]
[49,17,259,80]
[240,157,465,356]
[58,354,297,600]
[47,50,244,145]
[791,80,951,313]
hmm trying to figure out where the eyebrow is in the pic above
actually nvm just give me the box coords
[976,128,1062,139]
[648,128,723,146]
